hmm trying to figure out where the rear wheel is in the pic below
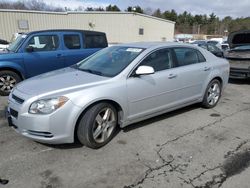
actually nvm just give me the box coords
[202,79,221,108]
[0,70,21,96]
[77,102,118,149]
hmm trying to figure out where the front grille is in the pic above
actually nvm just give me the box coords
[12,94,25,104]
[10,108,18,118]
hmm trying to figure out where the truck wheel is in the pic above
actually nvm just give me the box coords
[0,71,21,96]
[77,102,118,149]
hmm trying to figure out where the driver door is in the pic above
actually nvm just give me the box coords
[22,33,65,78]
[126,48,181,121]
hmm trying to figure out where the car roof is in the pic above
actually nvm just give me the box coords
[23,29,106,35]
[116,42,196,49]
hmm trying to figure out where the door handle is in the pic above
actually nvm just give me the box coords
[204,67,211,71]
[168,74,177,79]
[56,54,62,58]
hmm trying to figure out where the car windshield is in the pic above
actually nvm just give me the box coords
[233,45,250,50]
[7,35,26,52]
[75,46,144,77]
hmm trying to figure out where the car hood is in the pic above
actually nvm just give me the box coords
[16,67,109,96]
[228,30,250,48]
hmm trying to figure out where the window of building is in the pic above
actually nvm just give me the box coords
[139,28,144,35]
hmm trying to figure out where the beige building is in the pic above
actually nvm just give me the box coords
[0,9,175,44]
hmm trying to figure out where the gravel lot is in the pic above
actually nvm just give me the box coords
[0,79,250,188]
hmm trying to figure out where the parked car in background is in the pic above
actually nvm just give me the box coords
[7,42,229,148]
[221,41,229,50]
[191,40,207,45]
[224,30,250,79]
[192,41,224,57]
[0,39,9,51]
[0,29,108,95]
[208,38,225,49]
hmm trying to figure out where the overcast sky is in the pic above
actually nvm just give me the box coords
[6,0,250,18]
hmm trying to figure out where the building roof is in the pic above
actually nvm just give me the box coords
[0,9,175,24]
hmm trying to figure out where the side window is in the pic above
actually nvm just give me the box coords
[64,35,81,49]
[85,35,107,48]
[197,50,206,62]
[140,48,172,72]
[26,35,59,52]
[174,48,205,66]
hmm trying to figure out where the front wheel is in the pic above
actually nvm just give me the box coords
[77,103,118,149]
[202,79,222,108]
[0,70,21,96]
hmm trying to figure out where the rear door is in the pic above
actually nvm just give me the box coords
[172,47,211,103]
[62,32,86,66]
[22,32,65,78]
[63,32,107,67]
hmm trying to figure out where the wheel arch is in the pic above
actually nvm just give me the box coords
[73,99,124,142]
[0,67,25,80]
[212,76,223,86]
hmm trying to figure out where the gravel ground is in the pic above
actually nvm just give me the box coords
[0,79,250,188]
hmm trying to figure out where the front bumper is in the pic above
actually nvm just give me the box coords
[230,67,250,79]
[7,91,82,144]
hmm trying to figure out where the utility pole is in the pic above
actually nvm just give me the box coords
[197,24,201,35]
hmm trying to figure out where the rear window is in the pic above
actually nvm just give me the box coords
[174,48,206,66]
[85,34,107,48]
[64,35,81,49]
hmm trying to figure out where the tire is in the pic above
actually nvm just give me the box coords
[0,70,21,96]
[202,79,222,108]
[77,102,118,149]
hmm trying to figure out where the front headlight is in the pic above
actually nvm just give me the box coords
[29,96,68,114]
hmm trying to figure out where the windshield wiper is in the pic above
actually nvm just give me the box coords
[81,69,104,76]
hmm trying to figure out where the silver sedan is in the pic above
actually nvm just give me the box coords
[7,42,229,148]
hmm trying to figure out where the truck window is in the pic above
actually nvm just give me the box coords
[26,35,59,52]
[64,35,81,49]
[85,35,107,48]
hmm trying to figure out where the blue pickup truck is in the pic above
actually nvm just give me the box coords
[0,29,108,95]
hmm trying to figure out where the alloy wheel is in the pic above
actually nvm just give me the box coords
[207,82,220,106]
[0,75,16,93]
[92,107,117,143]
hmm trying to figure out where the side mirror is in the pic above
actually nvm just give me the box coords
[26,46,34,52]
[135,65,155,76]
